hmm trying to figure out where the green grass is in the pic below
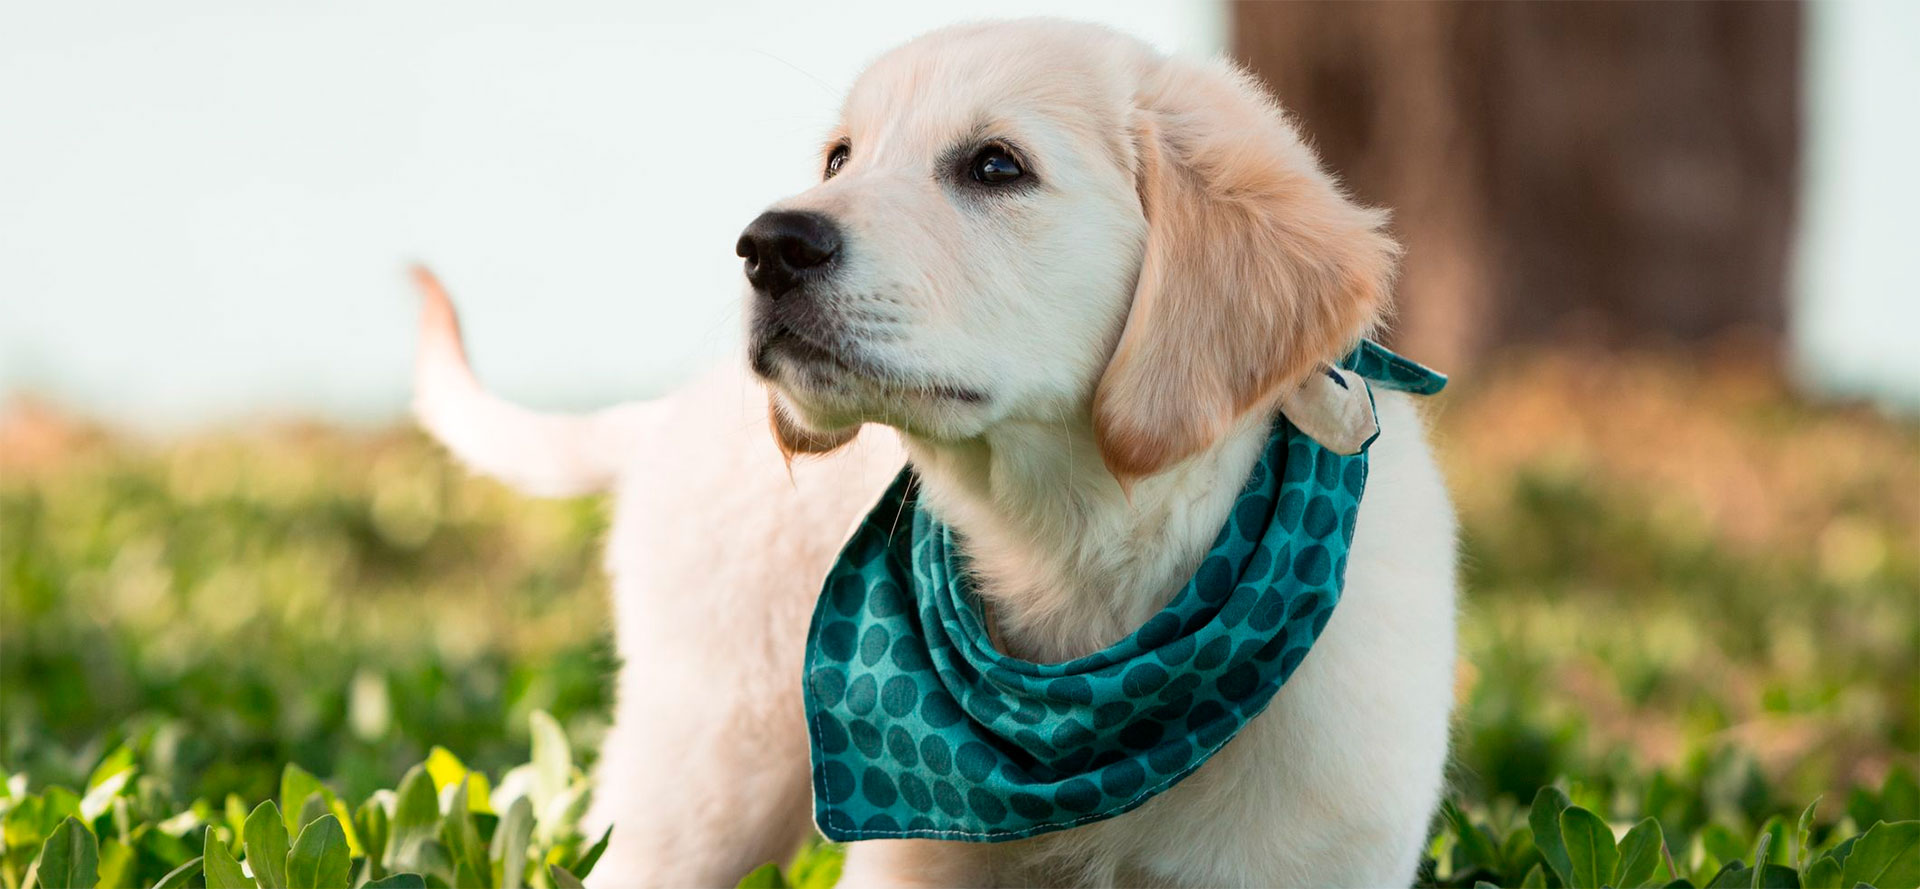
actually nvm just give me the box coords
[1,422,615,806]
[2,351,1916,887]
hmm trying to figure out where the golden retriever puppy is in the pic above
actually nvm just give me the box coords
[415,18,1457,888]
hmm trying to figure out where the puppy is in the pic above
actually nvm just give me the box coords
[415,19,1457,888]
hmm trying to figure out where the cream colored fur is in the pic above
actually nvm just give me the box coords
[413,19,1456,889]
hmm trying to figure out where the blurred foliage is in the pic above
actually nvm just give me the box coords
[0,412,615,806]
[1438,350,1918,813]
[1,349,1916,887]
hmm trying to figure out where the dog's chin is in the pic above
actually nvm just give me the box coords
[757,345,992,440]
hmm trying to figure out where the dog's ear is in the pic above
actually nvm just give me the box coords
[768,392,857,460]
[1093,58,1400,483]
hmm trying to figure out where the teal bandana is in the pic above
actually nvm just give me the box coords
[803,341,1445,843]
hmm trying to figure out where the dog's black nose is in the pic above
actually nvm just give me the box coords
[736,211,842,297]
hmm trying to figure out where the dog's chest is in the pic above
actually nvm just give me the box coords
[950,503,1233,665]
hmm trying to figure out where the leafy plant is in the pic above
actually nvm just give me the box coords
[733,840,842,889]
[1415,781,1920,889]
[0,713,604,889]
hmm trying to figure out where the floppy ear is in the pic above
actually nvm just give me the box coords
[1093,58,1400,482]
[768,392,857,460]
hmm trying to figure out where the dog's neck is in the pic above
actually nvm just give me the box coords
[901,410,1270,663]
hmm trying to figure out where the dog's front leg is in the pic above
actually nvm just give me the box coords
[583,642,816,888]
[837,839,1004,888]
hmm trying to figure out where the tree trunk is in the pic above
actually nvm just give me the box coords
[1233,1,1801,369]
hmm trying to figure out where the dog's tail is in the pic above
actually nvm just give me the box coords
[411,265,655,497]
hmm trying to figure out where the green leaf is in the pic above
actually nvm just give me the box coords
[410,839,454,888]
[5,795,45,850]
[279,767,327,837]
[109,796,132,847]
[1850,790,1882,838]
[1532,786,1577,887]
[435,782,487,889]
[529,712,572,812]
[1803,854,1843,889]
[423,749,467,795]
[154,808,203,840]
[355,798,389,882]
[736,863,788,888]
[1503,826,1541,881]
[463,773,494,817]
[326,798,361,860]
[786,839,844,889]
[225,795,250,838]
[244,801,293,889]
[203,826,254,889]
[546,864,585,889]
[1704,863,1799,889]
[1829,838,1859,868]
[492,798,532,889]
[1758,818,1790,867]
[570,826,612,881]
[78,774,130,825]
[533,787,589,848]
[385,767,439,872]
[1753,832,1776,883]
[151,856,203,889]
[1616,817,1666,888]
[1798,798,1824,871]
[1561,806,1618,889]
[42,787,81,826]
[294,794,330,837]
[286,816,350,889]
[361,876,426,889]
[93,838,131,889]
[424,749,490,816]
[453,858,483,889]
[83,750,134,796]
[1884,767,1920,822]
[1444,801,1502,872]
[1663,834,1685,887]
[1706,863,1750,888]
[1840,820,1920,889]
[1705,825,1751,869]
[134,825,194,875]
[35,817,99,889]
[1522,863,1548,888]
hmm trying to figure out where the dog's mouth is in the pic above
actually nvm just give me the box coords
[751,322,987,406]
[749,323,844,378]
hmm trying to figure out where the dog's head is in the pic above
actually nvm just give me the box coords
[740,19,1398,481]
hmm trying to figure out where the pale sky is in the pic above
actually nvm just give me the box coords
[2,1,1914,428]
[0,1,1222,428]
[1790,0,1920,410]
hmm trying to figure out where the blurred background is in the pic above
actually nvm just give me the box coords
[3,0,1915,876]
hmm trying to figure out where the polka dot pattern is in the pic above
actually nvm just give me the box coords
[803,341,1446,842]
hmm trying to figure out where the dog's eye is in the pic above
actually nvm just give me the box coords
[970,146,1024,185]
[825,145,850,180]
